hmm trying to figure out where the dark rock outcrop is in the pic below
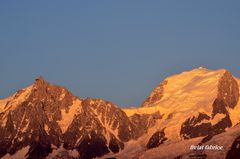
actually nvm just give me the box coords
[146,128,167,149]
[180,113,211,139]
[226,135,240,159]
[217,71,239,109]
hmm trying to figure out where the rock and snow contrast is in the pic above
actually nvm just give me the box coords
[1,68,240,159]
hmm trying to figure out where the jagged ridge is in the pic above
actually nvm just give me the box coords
[0,68,240,159]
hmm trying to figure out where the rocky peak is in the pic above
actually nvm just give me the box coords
[31,76,74,101]
[35,75,48,83]
[33,76,50,90]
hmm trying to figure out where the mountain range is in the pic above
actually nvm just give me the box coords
[0,67,240,159]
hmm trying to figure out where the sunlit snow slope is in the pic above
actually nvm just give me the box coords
[123,67,240,155]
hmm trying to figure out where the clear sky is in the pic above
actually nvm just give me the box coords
[0,1,240,107]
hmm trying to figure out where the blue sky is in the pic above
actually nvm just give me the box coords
[0,1,240,107]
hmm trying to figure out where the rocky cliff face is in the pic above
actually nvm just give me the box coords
[0,77,151,159]
[1,68,240,159]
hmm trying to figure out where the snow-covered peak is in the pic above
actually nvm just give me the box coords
[128,68,239,142]
[142,68,227,107]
